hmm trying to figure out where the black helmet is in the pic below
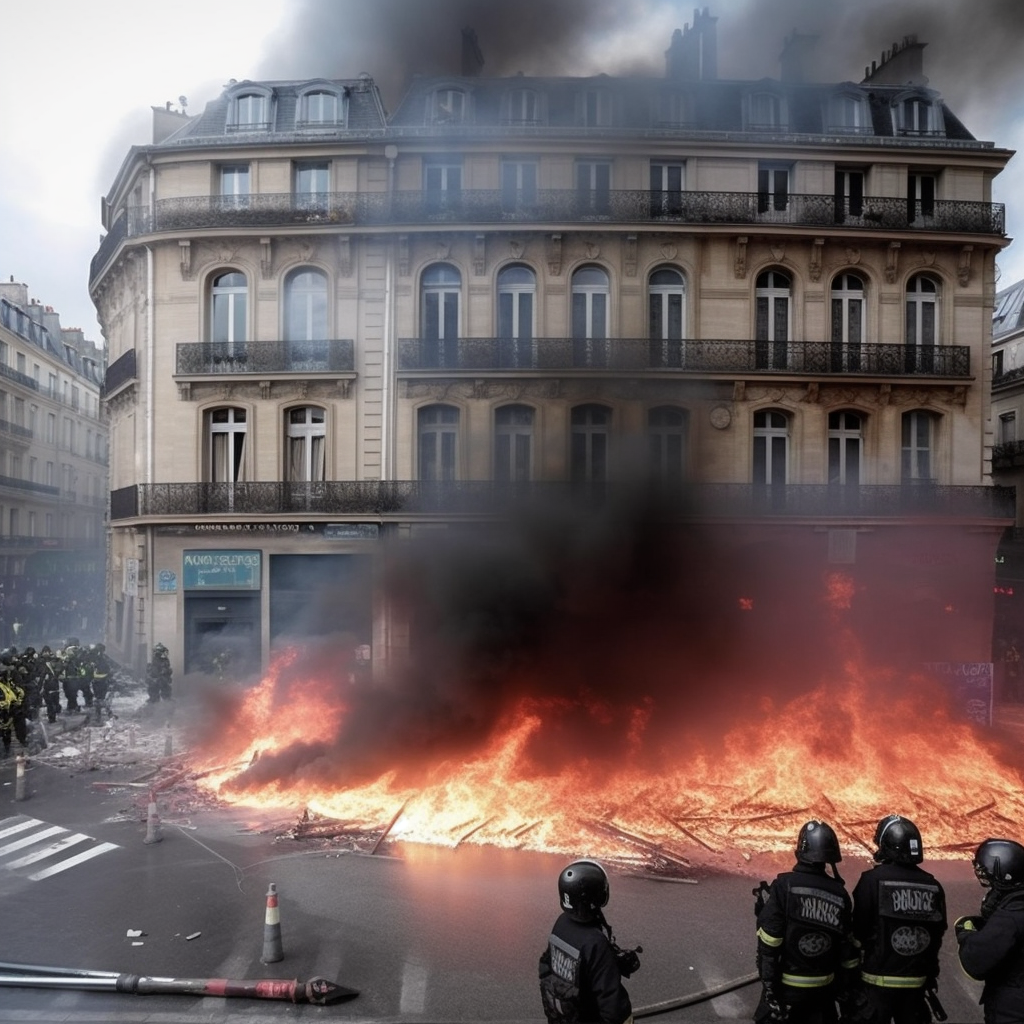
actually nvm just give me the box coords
[558,859,609,923]
[23,647,35,658]
[796,820,842,865]
[874,814,924,865]
[154,642,167,655]
[65,637,80,648]
[40,645,52,656]
[973,839,1024,890]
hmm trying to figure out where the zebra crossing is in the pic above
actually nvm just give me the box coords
[0,815,119,881]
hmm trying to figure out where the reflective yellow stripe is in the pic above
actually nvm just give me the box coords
[782,972,834,989]
[757,928,783,948]
[861,972,926,989]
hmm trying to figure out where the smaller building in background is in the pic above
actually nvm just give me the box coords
[0,279,107,648]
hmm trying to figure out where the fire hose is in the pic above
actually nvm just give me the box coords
[634,970,759,1018]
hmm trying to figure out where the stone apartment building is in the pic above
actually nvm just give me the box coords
[0,280,107,646]
[90,15,1014,685]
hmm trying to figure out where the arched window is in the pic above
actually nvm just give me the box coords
[504,88,541,125]
[494,404,534,482]
[430,88,466,124]
[753,409,789,485]
[827,92,870,133]
[421,264,461,368]
[747,92,786,130]
[906,274,940,372]
[418,405,459,481]
[902,410,936,484]
[755,270,791,370]
[229,90,271,131]
[830,273,865,371]
[571,266,609,367]
[497,265,535,367]
[210,271,247,355]
[207,407,247,483]
[895,95,940,136]
[571,404,611,483]
[297,88,343,127]
[649,267,686,367]
[648,406,688,483]
[286,406,326,483]
[284,268,328,342]
[828,410,863,485]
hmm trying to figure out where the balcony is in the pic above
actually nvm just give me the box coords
[0,363,40,391]
[397,338,971,378]
[109,481,1015,522]
[175,340,355,375]
[102,349,137,398]
[993,440,1024,469]
[131,190,1005,237]
[0,419,32,441]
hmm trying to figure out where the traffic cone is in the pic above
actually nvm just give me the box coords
[143,789,163,844]
[164,724,173,756]
[261,883,284,963]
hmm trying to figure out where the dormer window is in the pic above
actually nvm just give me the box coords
[827,91,871,134]
[653,91,694,128]
[227,87,273,131]
[894,93,943,136]
[297,87,345,127]
[431,88,466,124]
[579,88,612,127]
[504,88,542,125]
[746,91,787,131]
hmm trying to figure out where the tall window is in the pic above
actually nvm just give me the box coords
[834,168,864,223]
[753,410,789,485]
[418,405,459,481]
[294,161,330,212]
[497,265,535,367]
[494,405,534,482]
[650,161,685,217]
[210,272,247,351]
[501,160,538,212]
[908,173,936,224]
[828,411,863,485]
[897,97,938,136]
[648,267,686,368]
[505,89,540,124]
[757,163,790,214]
[286,406,326,482]
[755,270,791,370]
[424,160,462,216]
[571,404,611,483]
[431,89,465,124]
[905,274,939,372]
[748,92,785,130]
[576,161,611,216]
[231,92,269,130]
[648,406,688,484]
[902,411,935,483]
[208,407,247,483]
[284,268,328,342]
[579,89,612,127]
[571,266,609,367]
[830,274,865,371]
[220,165,250,209]
[999,412,1017,445]
[421,264,461,368]
[828,93,869,133]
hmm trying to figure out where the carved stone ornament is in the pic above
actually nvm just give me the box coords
[958,245,973,287]
[844,247,861,265]
[734,236,748,279]
[624,234,637,277]
[584,240,601,259]
[179,240,193,280]
[508,240,524,259]
[709,405,732,429]
[770,242,786,263]
[809,238,824,283]
[660,242,678,260]
[885,242,901,284]
[547,234,563,276]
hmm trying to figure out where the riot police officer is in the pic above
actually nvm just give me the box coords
[60,639,92,713]
[35,646,62,724]
[754,820,858,1024]
[146,642,173,702]
[956,838,1024,1024]
[852,814,947,1024]
[539,859,639,1024]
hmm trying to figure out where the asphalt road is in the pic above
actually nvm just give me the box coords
[0,741,991,1024]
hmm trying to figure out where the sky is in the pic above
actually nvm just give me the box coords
[1,0,1023,345]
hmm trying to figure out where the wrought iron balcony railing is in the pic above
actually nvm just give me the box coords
[128,190,1005,237]
[397,337,971,377]
[0,476,59,497]
[101,349,137,398]
[175,340,355,375]
[0,362,40,391]
[0,419,32,440]
[109,481,1015,521]
[992,440,1024,468]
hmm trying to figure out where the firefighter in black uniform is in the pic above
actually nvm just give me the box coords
[956,838,1024,1024]
[851,814,947,1024]
[754,819,859,1024]
[88,643,113,716]
[35,646,62,724]
[539,859,639,1024]
[146,643,173,702]
[61,639,92,712]
[17,647,40,720]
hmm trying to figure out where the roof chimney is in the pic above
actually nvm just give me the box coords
[461,27,484,77]
[861,35,928,87]
[779,30,819,83]
[666,7,717,81]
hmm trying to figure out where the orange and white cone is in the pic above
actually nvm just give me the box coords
[143,789,163,844]
[261,882,284,963]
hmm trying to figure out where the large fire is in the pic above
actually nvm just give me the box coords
[192,632,1024,870]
